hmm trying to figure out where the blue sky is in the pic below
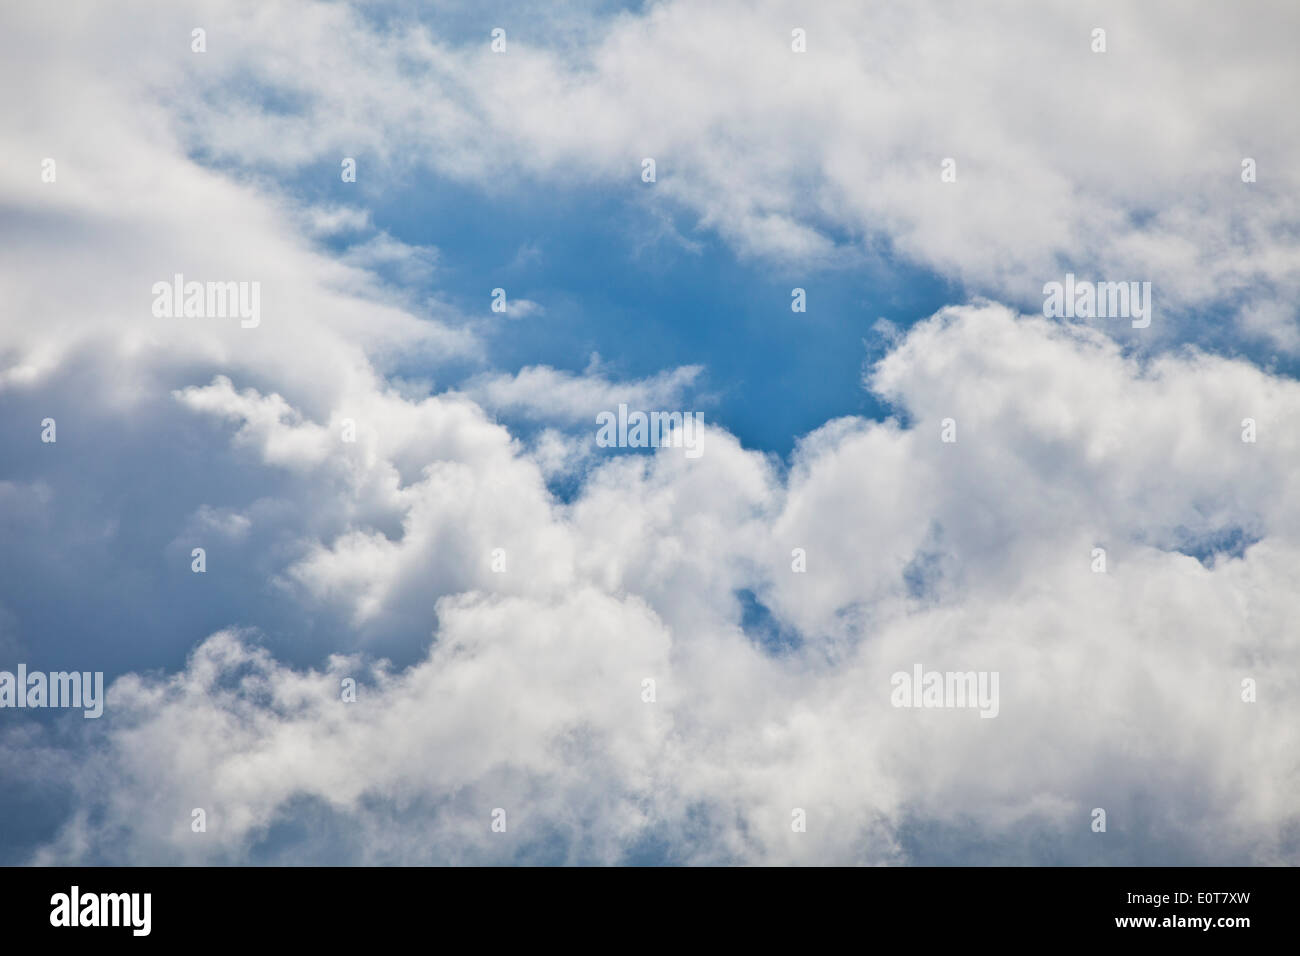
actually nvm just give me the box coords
[2,0,1300,867]
[288,163,961,456]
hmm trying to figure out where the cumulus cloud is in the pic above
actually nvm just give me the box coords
[466,360,705,423]
[83,0,1299,350]
[339,233,440,285]
[1,0,1297,866]
[6,304,1299,864]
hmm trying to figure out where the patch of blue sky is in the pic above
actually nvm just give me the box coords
[284,159,962,457]
[349,0,652,48]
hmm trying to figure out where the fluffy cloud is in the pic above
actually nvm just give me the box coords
[466,360,705,422]
[82,0,1299,350]
[1,0,1297,865]
[8,304,1299,864]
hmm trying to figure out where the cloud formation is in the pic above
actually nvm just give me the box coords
[8,303,1299,864]
[1,0,1297,865]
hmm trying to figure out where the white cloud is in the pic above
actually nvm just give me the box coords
[340,233,440,285]
[1,0,1298,866]
[503,297,544,319]
[466,361,705,423]
[84,0,1300,350]
[9,305,1300,864]
[301,204,372,238]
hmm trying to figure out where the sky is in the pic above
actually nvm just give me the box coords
[0,0,1298,865]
